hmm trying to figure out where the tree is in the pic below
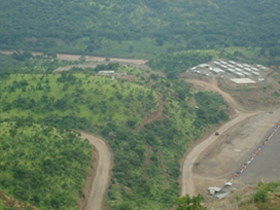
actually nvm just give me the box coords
[79,55,86,62]
[156,38,164,46]
[174,194,206,210]
[269,47,280,58]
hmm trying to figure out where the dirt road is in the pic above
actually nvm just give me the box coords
[80,132,113,210]
[0,50,167,76]
[134,92,164,130]
[180,79,259,196]
[0,50,147,65]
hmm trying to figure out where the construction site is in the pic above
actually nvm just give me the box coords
[184,78,280,202]
[187,59,272,85]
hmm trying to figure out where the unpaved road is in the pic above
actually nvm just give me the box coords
[180,79,259,196]
[134,93,164,130]
[0,50,147,65]
[0,50,165,76]
[80,132,112,210]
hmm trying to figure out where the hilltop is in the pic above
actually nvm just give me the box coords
[0,1,280,57]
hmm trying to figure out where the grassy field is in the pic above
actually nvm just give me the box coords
[0,74,158,127]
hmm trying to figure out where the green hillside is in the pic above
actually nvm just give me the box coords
[0,55,229,209]
[1,1,280,57]
[0,73,157,127]
[0,121,93,210]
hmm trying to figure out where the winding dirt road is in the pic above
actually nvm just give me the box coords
[80,132,113,210]
[180,79,260,196]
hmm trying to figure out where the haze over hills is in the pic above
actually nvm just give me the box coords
[1,0,280,57]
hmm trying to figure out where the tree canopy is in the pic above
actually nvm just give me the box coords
[0,0,279,56]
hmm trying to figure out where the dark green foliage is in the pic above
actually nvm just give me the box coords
[0,1,279,54]
[253,181,280,204]
[0,53,78,75]
[57,73,77,84]
[148,51,213,75]
[254,190,268,203]
[269,47,280,58]
[12,51,33,61]
[174,194,206,210]
[0,121,93,210]
[94,63,120,71]
[194,91,228,127]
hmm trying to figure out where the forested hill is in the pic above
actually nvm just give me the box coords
[1,0,280,56]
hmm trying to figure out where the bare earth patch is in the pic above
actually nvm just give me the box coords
[193,109,280,199]
[182,77,280,204]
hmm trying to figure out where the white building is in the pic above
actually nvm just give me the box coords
[234,72,245,78]
[252,71,260,76]
[98,70,115,75]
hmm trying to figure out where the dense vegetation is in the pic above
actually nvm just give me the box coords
[0,52,79,75]
[0,121,93,210]
[0,55,229,210]
[1,1,280,57]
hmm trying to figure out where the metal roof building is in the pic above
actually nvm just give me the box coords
[198,64,210,68]
[213,61,220,66]
[243,67,252,72]
[234,72,245,78]
[212,68,224,74]
[229,60,236,65]
[220,64,227,69]
[242,72,250,77]
[252,71,260,76]
[227,68,235,73]
[235,68,242,72]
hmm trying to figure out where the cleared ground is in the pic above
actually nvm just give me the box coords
[192,110,280,197]
[238,124,280,185]
[0,50,147,65]
[180,79,259,197]
[185,78,280,201]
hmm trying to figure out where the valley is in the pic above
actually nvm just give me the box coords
[1,1,280,209]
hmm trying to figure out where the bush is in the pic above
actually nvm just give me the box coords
[254,190,268,203]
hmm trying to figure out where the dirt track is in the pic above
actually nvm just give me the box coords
[80,132,113,210]
[0,50,147,65]
[180,79,260,196]
[134,92,164,130]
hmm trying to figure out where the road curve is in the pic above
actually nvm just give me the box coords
[80,132,113,210]
[180,79,260,196]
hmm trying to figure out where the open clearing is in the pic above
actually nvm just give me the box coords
[238,123,280,185]
[183,78,280,202]
[180,79,259,196]
[192,109,280,198]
